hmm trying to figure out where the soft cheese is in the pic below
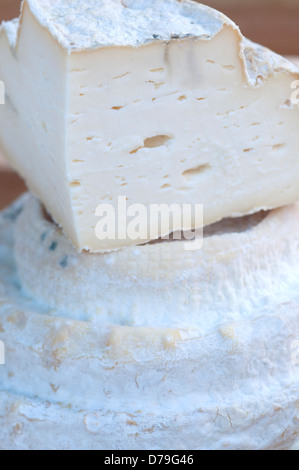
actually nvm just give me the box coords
[0,0,299,251]
[1,196,299,449]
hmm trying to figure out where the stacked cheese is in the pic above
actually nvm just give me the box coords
[0,0,299,450]
[0,193,298,450]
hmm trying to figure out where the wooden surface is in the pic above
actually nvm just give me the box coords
[0,0,21,21]
[0,171,26,210]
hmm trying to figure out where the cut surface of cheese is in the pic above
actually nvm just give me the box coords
[0,0,299,251]
[1,195,299,449]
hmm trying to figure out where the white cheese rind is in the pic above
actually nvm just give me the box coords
[22,0,233,51]
[0,1,299,252]
[0,19,19,49]
[0,196,299,450]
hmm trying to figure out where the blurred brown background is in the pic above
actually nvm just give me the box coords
[0,0,299,208]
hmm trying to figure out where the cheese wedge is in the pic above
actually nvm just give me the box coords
[0,0,299,252]
[2,195,299,449]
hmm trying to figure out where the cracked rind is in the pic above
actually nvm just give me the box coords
[0,390,298,450]
[0,196,299,449]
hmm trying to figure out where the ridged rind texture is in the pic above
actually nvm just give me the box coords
[0,195,299,449]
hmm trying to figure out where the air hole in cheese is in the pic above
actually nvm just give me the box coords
[182,163,211,180]
[144,135,173,148]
